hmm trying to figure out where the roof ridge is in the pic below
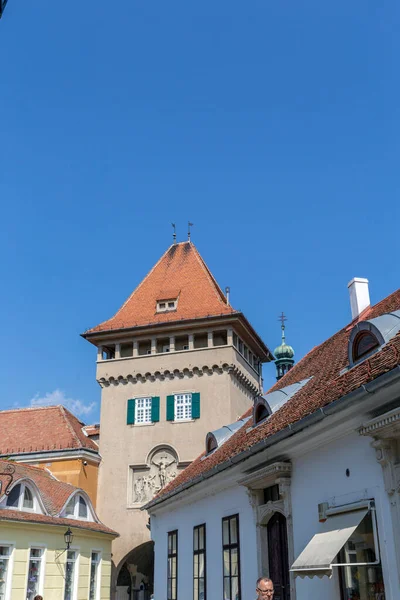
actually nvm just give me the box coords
[59,405,82,448]
[88,243,177,331]
[0,405,61,415]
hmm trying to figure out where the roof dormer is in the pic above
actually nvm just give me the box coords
[61,491,95,522]
[0,480,44,514]
[348,310,400,368]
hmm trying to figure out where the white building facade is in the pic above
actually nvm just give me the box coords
[147,283,400,600]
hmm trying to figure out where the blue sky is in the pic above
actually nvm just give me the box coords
[0,0,399,422]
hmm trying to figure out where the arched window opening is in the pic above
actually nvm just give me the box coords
[255,403,270,425]
[5,483,37,512]
[206,435,217,455]
[353,332,379,362]
[63,494,92,521]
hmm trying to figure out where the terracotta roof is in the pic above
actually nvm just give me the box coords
[0,405,99,456]
[151,288,400,504]
[84,242,236,334]
[0,460,117,536]
[82,424,100,439]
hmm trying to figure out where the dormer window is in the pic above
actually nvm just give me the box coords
[156,298,178,313]
[253,397,272,426]
[352,331,379,362]
[206,434,218,455]
[63,493,92,521]
[4,483,37,512]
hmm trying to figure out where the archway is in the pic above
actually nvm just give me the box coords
[116,541,155,600]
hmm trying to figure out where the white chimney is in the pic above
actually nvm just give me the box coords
[348,277,370,320]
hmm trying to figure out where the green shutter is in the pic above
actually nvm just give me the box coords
[166,395,175,421]
[151,397,160,422]
[127,399,135,425]
[192,392,200,419]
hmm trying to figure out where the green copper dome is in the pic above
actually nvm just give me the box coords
[274,342,295,360]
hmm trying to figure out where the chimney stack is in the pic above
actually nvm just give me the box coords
[348,278,370,320]
[225,286,230,306]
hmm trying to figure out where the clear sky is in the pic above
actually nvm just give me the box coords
[0,0,399,422]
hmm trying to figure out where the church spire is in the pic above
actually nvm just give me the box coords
[274,313,295,380]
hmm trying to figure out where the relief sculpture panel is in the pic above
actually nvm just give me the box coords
[131,447,178,505]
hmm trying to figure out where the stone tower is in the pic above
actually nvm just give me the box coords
[82,241,272,597]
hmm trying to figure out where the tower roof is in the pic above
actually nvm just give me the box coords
[84,242,237,335]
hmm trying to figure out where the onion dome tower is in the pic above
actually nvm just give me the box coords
[274,312,295,380]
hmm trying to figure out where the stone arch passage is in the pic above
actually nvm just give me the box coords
[116,541,155,600]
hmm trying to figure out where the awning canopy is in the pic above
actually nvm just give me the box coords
[291,509,368,579]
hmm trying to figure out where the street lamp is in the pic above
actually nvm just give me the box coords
[64,528,74,550]
[0,0,9,19]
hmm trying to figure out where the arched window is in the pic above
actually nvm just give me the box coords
[206,435,217,455]
[255,403,270,424]
[353,332,379,362]
[63,494,92,521]
[5,483,37,512]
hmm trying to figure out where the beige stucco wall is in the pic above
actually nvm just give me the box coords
[0,520,114,600]
[96,342,259,568]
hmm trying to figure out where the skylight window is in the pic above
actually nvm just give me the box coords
[156,298,178,313]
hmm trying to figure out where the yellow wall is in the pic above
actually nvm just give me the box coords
[32,459,99,507]
[0,520,114,600]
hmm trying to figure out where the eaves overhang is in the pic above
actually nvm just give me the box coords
[144,365,400,512]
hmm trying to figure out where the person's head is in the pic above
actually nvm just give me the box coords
[256,577,274,599]
[33,596,43,600]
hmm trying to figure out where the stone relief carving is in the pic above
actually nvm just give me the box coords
[132,448,178,505]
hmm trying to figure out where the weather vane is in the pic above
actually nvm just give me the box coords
[188,221,194,241]
[278,312,287,328]
[171,223,176,243]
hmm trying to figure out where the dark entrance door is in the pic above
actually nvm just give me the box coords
[267,512,290,600]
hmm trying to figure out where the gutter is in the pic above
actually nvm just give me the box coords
[144,365,400,511]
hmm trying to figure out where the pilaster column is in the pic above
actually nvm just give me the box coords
[207,331,213,347]
[151,338,157,355]
[133,341,138,357]
[188,334,194,350]
[97,346,103,361]
[115,343,121,359]
[227,328,233,346]
[169,336,175,352]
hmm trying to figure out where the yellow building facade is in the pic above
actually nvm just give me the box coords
[0,521,113,600]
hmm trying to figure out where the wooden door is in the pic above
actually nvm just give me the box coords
[267,513,290,600]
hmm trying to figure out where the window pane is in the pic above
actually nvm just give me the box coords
[89,552,100,600]
[223,577,231,600]
[340,512,377,564]
[23,487,34,509]
[198,554,204,578]
[194,579,199,600]
[198,526,205,550]
[231,577,239,600]
[230,548,238,576]
[65,497,75,516]
[0,547,10,600]
[194,528,198,551]
[230,518,238,544]
[223,519,230,545]
[6,484,20,508]
[64,552,76,600]
[78,496,88,518]
[223,549,230,576]
[194,554,198,578]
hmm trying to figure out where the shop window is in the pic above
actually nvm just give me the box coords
[338,510,385,600]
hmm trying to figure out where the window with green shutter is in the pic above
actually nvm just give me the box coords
[127,399,135,425]
[192,393,200,419]
[151,396,160,422]
[166,395,175,421]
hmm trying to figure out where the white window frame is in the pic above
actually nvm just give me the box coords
[25,545,46,600]
[0,543,14,600]
[174,393,192,421]
[135,397,152,425]
[62,494,93,522]
[64,548,79,600]
[1,482,39,513]
[157,299,178,313]
[88,549,102,600]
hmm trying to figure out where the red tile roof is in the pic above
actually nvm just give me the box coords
[0,460,117,536]
[84,242,236,334]
[151,288,400,504]
[0,405,99,456]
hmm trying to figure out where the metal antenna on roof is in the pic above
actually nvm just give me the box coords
[171,223,177,244]
[278,312,287,343]
[188,221,194,241]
